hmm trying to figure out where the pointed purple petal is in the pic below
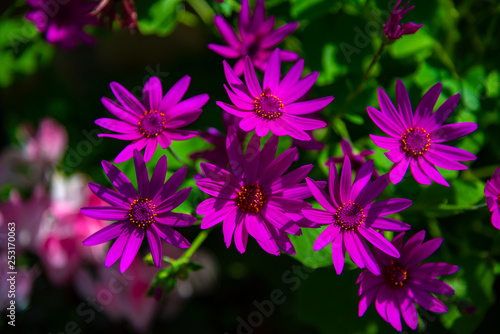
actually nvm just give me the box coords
[395,79,413,128]
[146,228,162,268]
[214,15,240,47]
[261,22,299,49]
[105,226,131,267]
[358,227,400,257]
[80,206,128,221]
[367,106,403,138]
[110,81,145,116]
[410,158,432,185]
[332,232,345,274]
[142,77,162,111]
[263,49,281,92]
[101,160,137,198]
[313,225,339,251]
[276,59,304,97]
[149,155,167,196]
[410,287,448,313]
[114,139,148,164]
[244,56,262,98]
[83,221,126,246]
[88,182,129,207]
[397,288,418,330]
[431,123,477,143]
[306,178,336,212]
[119,227,145,272]
[160,75,190,112]
[95,118,138,133]
[223,207,239,248]
[133,150,150,198]
[390,158,410,184]
[339,156,352,203]
[101,97,140,124]
[414,82,441,125]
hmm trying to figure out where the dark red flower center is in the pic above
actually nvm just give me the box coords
[334,201,365,232]
[235,184,266,213]
[383,261,408,288]
[128,198,156,229]
[253,88,284,121]
[400,127,430,157]
[138,110,166,138]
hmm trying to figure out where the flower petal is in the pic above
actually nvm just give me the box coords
[88,182,129,207]
[306,178,336,212]
[101,160,137,198]
[110,81,145,116]
[119,227,145,272]
[142,76,162,111]
[82,221,126,246]
[244,56,262,98]
[146,228,162,268]
[160,75,190,112]
[105,226,131,267]
[358,227,399,258]
[332,232,346,275]
[263,49,281,92]
[80,206,128,221]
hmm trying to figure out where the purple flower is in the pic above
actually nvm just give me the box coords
[383,0,423,41]
[25,0,99,49]
[208,0,299,76]
[196,127,319,256]
[80,150,196,273]
[357,231,458,331]
[485,166,500,230]
[368,80,477,186]
[189,113,248,170]
[302,157,412,275]
[217,48,334,141]
[96,76,209,163]
[325,138,377,176]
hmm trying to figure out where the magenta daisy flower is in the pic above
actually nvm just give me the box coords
[325,138,377,176]
[383,0,423,41]
[302,157,412,275]
[357,231,458,331]
[26,0,99,49]
[96,76,209,163]
[368,80,477,186]
[196,127,320,256]
[217,48,334,141]
[485,166,500,230]
[208,0,299,76]
[80,150,196,273]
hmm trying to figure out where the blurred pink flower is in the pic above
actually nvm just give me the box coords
[24,118,68,164]
[0,257,39,310]
[37,173,108,286]
[0,117,67,188]
[75,246,217,332]
[0,185,49,253]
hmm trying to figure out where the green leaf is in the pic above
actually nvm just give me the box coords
[138,0,183,36]
[486,71,500,98]
[289,226,332,269]
[388,30,435,60]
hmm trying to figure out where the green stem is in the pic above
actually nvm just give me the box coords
[177,228,211,264]
[338,43,386,116]
[186,0,215,26]
[167,147,186,165]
